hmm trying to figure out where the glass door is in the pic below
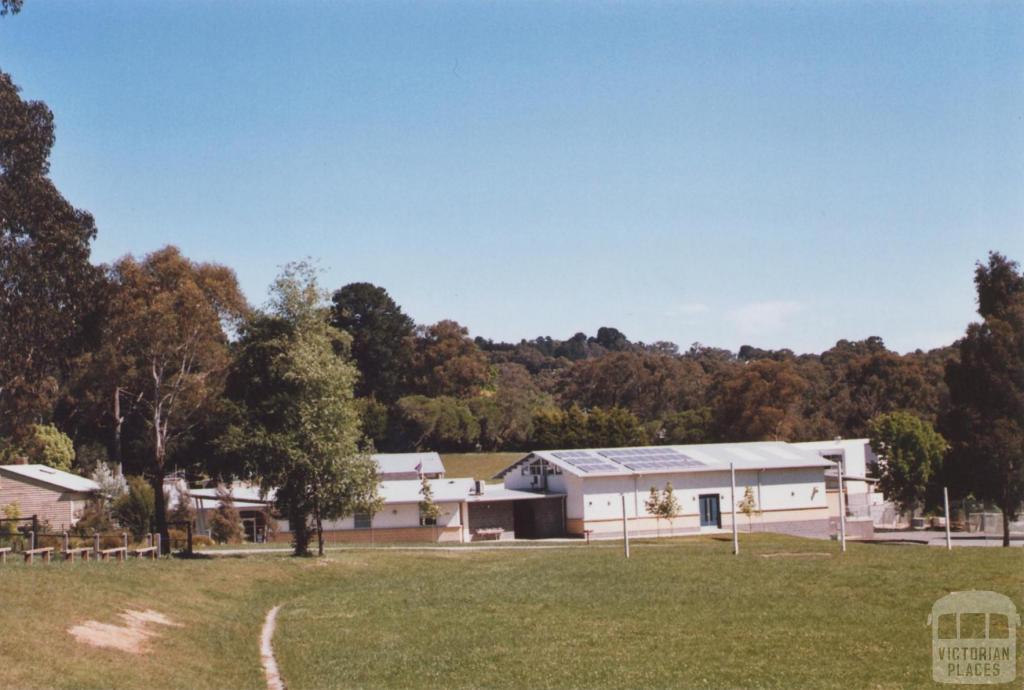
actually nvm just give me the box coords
[699,494,721,528]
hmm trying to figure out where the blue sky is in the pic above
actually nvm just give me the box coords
[2,1,1022,354]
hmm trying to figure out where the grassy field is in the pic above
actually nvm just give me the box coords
[441,452,524,480]
[0,535,1021,689]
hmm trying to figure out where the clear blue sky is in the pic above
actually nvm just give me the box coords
[2,1,1022,354]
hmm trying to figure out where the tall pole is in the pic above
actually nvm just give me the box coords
[621,493,630,559]
[837,458,847,553]
[730,463,739,556]
[943,486,952,551]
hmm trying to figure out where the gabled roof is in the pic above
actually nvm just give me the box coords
[185,478,475,507]
[378,477,474,504]
[0,464,100,493]
[374,452,445,476]
[189,482,275,504]
[496,442,833,479]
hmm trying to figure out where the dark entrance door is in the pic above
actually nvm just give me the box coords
[699,494,721,528]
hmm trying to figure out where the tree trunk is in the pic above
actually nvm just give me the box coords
[1002,507,1010,548]
[315,504,324,557]
[151,402,171,554]
[151,466,170,555]
[289,503,310,556]
[112,387,123,475]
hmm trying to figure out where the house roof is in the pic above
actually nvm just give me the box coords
[0,464,100,493]
[379,478,475,504]
[496,441,833,479]
[374,452,445,476]
[189,482,275,504]
[185,478,476,508]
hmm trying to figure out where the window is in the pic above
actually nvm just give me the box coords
[353,512,371,529]
[419,510,437,527]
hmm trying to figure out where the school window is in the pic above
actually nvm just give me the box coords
[353,512,372,529]
[419,510,437,526]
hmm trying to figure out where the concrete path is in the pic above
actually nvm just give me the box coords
[260,605,284,690]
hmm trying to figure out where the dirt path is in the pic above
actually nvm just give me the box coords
[261,605,285,690]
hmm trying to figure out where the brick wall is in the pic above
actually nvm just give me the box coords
[467,501,514,533]
[270,525,461,544]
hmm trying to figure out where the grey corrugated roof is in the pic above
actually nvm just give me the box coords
[374,452,445,476]
[497,442,833,479]
[0,464,100,493]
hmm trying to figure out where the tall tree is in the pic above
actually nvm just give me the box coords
[412,320,490,397]
[868,411,946,520]
[330,282,414,402]
[559,351,707,421]
[104,247,247,552]
[942,252,1024,546]
[712,360,809,441]
[221,263,379,556]
[0,71,101,437]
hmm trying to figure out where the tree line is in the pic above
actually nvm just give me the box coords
[1,53,1022,548]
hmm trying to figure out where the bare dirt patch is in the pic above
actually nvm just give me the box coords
[68,609,182,654]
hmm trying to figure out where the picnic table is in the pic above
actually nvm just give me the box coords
[0,546,10,564]
[23,547,53,564]
[474,527,504,541]
[129,546,157,560]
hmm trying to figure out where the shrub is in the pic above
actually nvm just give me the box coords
[112,476,155,540]
[209,486,243,544]
[73,498,114,537]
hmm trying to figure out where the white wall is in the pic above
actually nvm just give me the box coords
[577,468,827,521]
[318,501,462,531]
[504,458,570,493]
[795,439,875,480]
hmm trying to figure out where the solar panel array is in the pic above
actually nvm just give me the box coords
[596,447,705,472]
[551,450,620,473]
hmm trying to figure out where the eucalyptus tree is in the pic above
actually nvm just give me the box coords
[222,263,379,556]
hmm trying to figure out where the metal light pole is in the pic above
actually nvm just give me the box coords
[730,463,739,556]
[621,493,630,559]
[837,458,847,553]
[943,486,952,551]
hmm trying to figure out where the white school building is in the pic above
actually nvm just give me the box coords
[497,441,835,539]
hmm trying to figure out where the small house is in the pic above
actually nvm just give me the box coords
[0,464,100,530]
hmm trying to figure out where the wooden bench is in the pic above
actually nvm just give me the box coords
[474,527,504,541]
[98,547,127,562]
[62,547,92,562]
[0,547,10,564]
[23,547,53,564]
[129,546,157,560]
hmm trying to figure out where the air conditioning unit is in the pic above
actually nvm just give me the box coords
[474,479,485,495]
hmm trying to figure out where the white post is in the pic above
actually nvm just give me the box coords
[944,486,952,551]
[621,493,630,559]
[837,459,847,553]
[730,463,738,556]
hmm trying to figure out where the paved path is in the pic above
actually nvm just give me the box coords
[868,529,1024,547]
[260,605,284,690]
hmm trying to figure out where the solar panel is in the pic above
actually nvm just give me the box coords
[549,451,620,473]
[596,447,706,472]
[552,451,595,460]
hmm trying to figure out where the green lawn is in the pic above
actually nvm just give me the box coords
[441,452,524,480]
[0,536,1021,689]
